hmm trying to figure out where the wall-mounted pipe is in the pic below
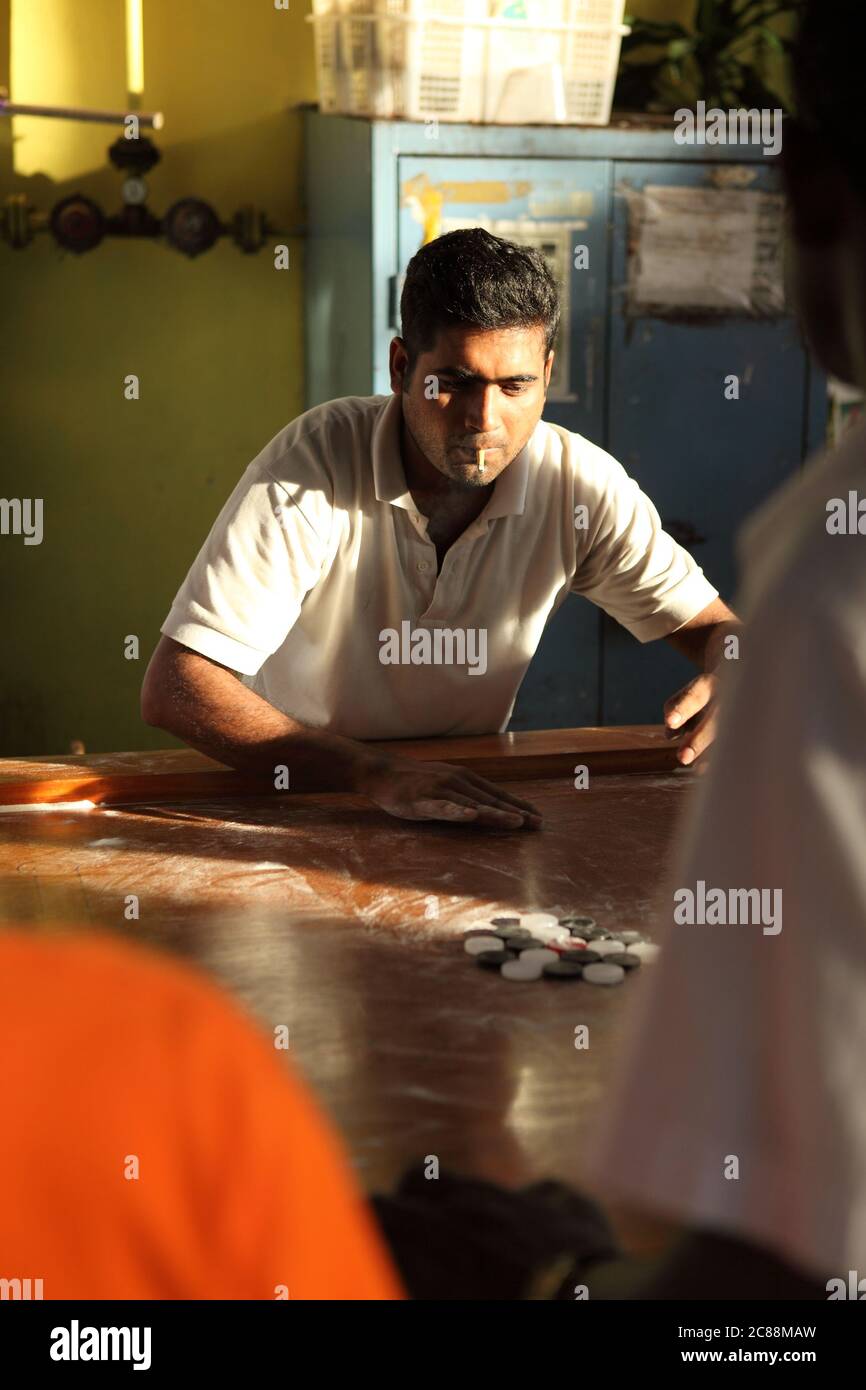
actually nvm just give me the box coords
[0,95,164,129]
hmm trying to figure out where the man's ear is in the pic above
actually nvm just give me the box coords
[389,337,409,392]
[782,121,847,247]
[544,350,555,390]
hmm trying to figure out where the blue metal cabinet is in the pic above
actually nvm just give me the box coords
[303,111,826,728]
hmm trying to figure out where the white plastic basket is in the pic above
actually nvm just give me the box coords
[307,0,631,126]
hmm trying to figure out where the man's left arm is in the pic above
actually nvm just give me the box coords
[565,448,739,764]
[663,597,740,765]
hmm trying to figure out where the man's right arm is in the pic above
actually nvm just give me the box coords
[141,636,541,829]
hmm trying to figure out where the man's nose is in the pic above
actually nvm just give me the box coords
[464,384,499,435]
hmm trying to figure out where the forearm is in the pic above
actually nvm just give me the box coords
[141,638,542,827]
[666,598,740,671]
[702,615,742,672]
[141,639,386,793]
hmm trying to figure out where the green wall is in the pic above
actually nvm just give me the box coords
[0,0,312,755]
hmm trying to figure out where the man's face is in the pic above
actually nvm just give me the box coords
[390,324,554,489]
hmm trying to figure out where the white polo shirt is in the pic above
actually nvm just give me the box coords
[587,416,866,1285]
[161,393,717,739]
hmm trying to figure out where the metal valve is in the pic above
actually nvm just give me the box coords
[50,194,106,253]
[163,197,222,258]
[0,120,276,256]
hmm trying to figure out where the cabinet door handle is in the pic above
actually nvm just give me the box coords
[665,518,707,547]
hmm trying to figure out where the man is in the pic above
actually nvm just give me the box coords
[142,231,735,828]
[573,0,866,1301]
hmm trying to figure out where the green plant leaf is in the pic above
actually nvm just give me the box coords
[756,25,785,53]
[734,0,804,28]
[725,27,775,67]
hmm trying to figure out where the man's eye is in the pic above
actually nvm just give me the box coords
[436,380,528,394]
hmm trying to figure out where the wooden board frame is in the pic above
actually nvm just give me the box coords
[0,726,682,808]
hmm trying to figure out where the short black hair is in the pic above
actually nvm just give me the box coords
[400,228,560,367]
[791,0,866,196]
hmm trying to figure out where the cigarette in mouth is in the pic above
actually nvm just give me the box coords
[477,449,486,474]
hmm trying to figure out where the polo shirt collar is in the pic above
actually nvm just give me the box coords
[372,393,412,507]
[485,438,530,518]
[372,391,532,518]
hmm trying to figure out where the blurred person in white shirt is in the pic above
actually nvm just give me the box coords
[577,0,866,1301]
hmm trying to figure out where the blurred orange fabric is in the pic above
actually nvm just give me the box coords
[0,929,403,1300]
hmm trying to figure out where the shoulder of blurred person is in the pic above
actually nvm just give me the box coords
[736,415,866,629]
